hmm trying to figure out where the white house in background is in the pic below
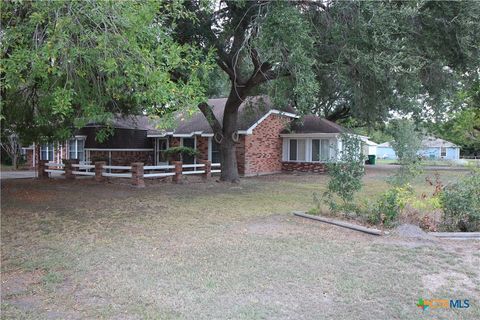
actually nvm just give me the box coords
[376,136,461,160]
[361,138,378,156]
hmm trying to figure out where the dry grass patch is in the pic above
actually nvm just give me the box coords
[1,169,479,319]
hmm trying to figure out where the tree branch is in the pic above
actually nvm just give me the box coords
[197,102,222,134]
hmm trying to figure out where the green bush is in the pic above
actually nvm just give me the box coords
[371,186,413,227]
[324,133,365,212]
[163,146,199,159]
[440,172,480,231]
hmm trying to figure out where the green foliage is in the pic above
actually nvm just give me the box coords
[163,146,199,159]
[324,133,365,211]
[309,0,480,123]
[1,1,214,144]
[389,120,422,186]
[371,186,414,227]
[440,171,480,231]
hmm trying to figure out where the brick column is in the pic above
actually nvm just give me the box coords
[131,162,145,188]
[63,159,79,180]
[172,161,183,183]
[95,161,106,182]
[37,160,49,179]
[199,160,211,180]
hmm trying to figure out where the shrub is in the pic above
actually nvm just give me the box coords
[371,185,413,227]
[440,171,480,231]
[163,146,199,160]
[388,120,422,186]
[324,133,365,212]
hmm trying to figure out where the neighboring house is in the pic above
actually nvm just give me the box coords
[376,137,461,160]
[361,138,378,156]
[25,96,352,175]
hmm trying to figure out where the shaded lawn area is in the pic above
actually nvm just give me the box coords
[1,169,479,319]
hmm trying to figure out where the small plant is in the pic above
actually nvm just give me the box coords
[323,133,365,212]
[163,146,199,160]
[371,185,413,227]
[440,171,480,231]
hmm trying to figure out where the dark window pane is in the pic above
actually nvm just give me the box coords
[289,139,297,161]
[211,140,221,163]
[312,140,320,161]
[182,138,195,164]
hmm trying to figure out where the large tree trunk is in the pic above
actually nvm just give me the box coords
[220,108,240,182]
[219,88,244,182]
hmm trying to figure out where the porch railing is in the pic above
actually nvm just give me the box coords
[39,160,221,187]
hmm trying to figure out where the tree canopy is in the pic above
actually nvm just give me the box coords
[1,0,213,144]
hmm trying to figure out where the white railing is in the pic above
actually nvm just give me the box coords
[45,161,221,181]
[211,163,221,173]
[103,165,132,170]
[102,172,132,178]
[72,163,95,176]
[45,162,65,174]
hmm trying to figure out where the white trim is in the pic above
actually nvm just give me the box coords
[208,137,212,161]
[74,135,87,139]
[154,138,169,166]
[280,133,341,138]
[238,109,298,135]
[147,132,174,138]
[201,133,214,137]
[84,148,154,151]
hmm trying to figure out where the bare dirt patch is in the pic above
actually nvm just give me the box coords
[1,270,44,297]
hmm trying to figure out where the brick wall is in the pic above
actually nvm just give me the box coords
[243,114,292,176]
[197,137,209,160]
[282,162,327,173]
[89,151,154,166]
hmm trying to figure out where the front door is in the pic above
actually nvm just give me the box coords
[156,138,169,165]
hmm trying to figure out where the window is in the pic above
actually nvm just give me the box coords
[211,139,221,164]
[441,147,446,157]
[181,137,196,164]
[289,139,297,161]
[288,139,306,161]
[312,139,330,162]
[40,143,54,161]
[156,138,168,165]
[68,138,85,161]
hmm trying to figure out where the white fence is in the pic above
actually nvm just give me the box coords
[43,161,221,185]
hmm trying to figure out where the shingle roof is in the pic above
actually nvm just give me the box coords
[378,136,459,148]
[421,136,458,148]
[172,95,296,135]
[283,115,346,134]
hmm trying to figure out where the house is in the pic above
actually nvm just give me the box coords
[25,96,351,176]
[376,136,461,160]
[361,138,378,156]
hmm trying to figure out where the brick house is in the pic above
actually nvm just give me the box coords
[25,96,347,175]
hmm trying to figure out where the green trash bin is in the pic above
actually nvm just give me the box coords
[368,155,376,165]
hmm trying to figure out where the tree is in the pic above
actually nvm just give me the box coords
[1,1,212,145]
[426,80,480,156]
[174,1,319,182]
[389,120,422,186]
[0,130,20,169]
[309,1,480,124]
[176,0,480,182]
[324,133,365,212]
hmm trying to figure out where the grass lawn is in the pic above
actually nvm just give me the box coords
[1,168,479,319]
